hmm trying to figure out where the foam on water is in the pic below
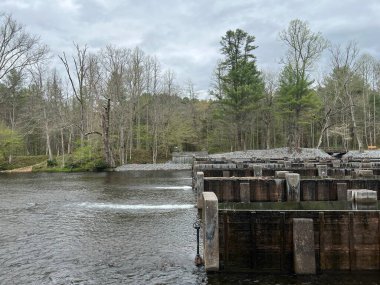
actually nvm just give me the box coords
[153,186,192,190]
[77,202,195,210]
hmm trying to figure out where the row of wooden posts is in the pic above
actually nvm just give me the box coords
[193,160,380,274]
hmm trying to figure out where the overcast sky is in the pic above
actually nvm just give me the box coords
[1,0,380,97]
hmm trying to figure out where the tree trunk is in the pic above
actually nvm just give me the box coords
[346,87,363,150]
[152,125,158,164]
[44,108,53,161]
[120,127,125,165]
[265,121,271,149]
[102,98,115,167]
[61,128,65,167]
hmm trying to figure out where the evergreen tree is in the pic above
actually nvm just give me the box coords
[277,64,321,147]
[214,29,263,150]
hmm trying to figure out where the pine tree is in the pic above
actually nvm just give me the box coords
[214,29,263,150]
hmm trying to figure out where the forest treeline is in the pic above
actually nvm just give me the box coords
[0,14,380,169]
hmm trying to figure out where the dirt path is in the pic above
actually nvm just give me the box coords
[1,166,33,173]
[0,160,47,173]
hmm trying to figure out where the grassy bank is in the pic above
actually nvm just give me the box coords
[0,149,170,173]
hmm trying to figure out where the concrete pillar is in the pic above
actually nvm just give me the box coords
[222,171,230,177]
[317,165,328,177]
[275,171,290,179]
[202,192,219,271]
[361,162,372,169]
[355,169,374,177]
[253,165,263,177]
[293,218,316,274]
[284,161,291,168]
[285,173,300,201]
[332,160,341,168]
[196,172,204,209]
[336,183,348,201]
[304,163,314,168]
[240,182,250,203]
[237,162,244,169]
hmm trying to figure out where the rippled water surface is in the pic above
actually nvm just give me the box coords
[0,171,379,285]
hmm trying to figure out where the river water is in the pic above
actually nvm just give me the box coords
[0,171,379,285]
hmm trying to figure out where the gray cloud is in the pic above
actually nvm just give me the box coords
[1,0,379,95]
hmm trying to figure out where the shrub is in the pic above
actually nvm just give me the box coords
[47,159,57,167]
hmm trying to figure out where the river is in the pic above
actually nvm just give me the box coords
[0,171,379,285]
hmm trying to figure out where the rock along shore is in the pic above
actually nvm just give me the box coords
[115,163,192,171]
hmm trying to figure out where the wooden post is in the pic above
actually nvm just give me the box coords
[378,212,380,270]
[336,183,347,201]
[319,212,325,270]
[224,214,229,268]
[349,212,356,271]
[280,212,286,272]
[250,212,256,269]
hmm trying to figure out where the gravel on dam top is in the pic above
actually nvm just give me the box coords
[208,147,332,160]
[343,150,380,159]
[115,148,334,171]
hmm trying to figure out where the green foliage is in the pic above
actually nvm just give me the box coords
[61,141,107,171]
[0,124,24,160]
[47,159,58,167]
[218,29,264,110]
[214,29,264,150]
[277,65,321,116]
[277,64,321,148]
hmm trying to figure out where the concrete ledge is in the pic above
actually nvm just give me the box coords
[275,170,290,179]
[202,192,219,271]
[354,169,374,178]
[347,189,377,203]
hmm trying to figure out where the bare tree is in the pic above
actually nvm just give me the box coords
[329,42,363,150]
[58,43,89,147]
[100,45,130,165]
[0,13,48,81]
[279,19,328,148]
[357,53,378,146]
[262,71,278,149]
